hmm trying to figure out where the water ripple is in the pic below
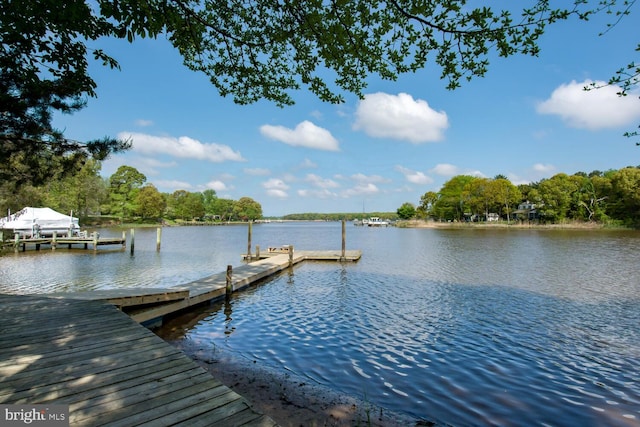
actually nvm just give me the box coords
[175,259,640,426]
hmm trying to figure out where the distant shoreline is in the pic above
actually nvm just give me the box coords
[395,219,631,230]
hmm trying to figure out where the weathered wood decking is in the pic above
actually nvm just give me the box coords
[0,294,276,426]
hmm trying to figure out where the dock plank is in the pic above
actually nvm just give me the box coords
[43,288,190,307]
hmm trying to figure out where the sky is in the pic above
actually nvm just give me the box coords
[53,7,640,217]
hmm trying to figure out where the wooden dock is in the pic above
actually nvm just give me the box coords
[47,249,362,325]
[1,247,360,425]
[0,294,276,426]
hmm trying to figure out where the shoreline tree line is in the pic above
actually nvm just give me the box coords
[395,167,640,228]
[3,163,639,228]
[0,163,263,224]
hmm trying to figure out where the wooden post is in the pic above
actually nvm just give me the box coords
[52,231,57,251]
[130,228,135,255]
[247,221,252,260]
[122,230,126,250]
[288,244,294,267]
[225,265,233,297]
[256,244,260,260]
[92,231,98,251]
[341,219,346,261]
[156,227,162,252]
[14,233,19,253]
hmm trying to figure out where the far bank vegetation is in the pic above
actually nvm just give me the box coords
[395,168,640,229]
[0,164,263,225]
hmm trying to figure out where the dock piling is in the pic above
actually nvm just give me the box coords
[156,227,162,252]
[289,245,294,267]
[130,228,135,255]
[14,232,19,253]
[341,219,346,261]
[256,244,260,259]
[226,265,233,297]
[247,221,252,260]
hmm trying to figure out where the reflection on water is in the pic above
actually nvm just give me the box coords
[2,223,640,425]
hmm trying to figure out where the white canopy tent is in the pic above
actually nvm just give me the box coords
[0,207,79,237]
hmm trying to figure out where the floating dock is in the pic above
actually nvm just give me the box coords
[1,247,361,425]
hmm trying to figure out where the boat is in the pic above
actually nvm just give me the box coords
[367,217,390,227]
[0,207,79,238]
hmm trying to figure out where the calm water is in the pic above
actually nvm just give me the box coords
[1,223,639,426]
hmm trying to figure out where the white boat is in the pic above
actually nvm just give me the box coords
[367,217,389,227]
[0,207,79,237]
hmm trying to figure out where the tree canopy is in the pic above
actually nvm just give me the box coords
[1,0,637,186]
[416,167,640,226]
[0,163,263,224]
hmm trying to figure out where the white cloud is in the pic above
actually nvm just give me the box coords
[263,178,289,190]
[154,179,193,191]
[350,173,390,184]
[266,189,288,199]
[305,174,340,189]
[244,168,271,176]
[205,180,228,191]
[395,166,434,185]
[532,163,555,173]
[353,92,449,143]
[262,178,290,199]
[341,183,380,197]
[429,163,484,178]
[537,80,640,130]
[119,132,245,162]
[259,120,340,151]
[298,189,337,198]
[430,163,460,176]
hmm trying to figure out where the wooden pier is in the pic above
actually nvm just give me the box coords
[0,295,276,426]
[48,249,362,325]
[1,246,361,426]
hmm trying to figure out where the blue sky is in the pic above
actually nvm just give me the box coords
[53,9,640,217]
